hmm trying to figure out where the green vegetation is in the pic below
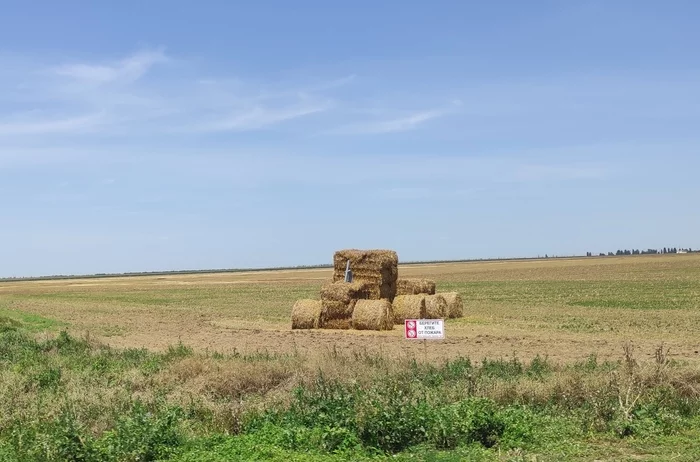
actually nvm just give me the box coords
[2,317,700,461]
[0,308,66,332]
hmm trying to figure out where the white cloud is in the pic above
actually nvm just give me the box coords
[306,74,356,92]
[328,100,461,135]
[0,49,462,140]
[325,109,444,135]
[0,112,105,136]
[515,164,610,181]
[53,49,167,84]
[189,101,331,132]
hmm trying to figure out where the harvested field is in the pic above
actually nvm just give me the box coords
[2,254,700,364]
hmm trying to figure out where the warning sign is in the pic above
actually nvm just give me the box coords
[404,319,444,339]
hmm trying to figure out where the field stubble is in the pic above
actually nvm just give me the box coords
[0,254,699,364]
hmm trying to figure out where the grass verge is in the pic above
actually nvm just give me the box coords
[1,318,699,461]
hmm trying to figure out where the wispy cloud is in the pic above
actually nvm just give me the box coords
[0,112,105,136]
[1,49,356,137]
[306,74,356,92]
[52,49,168,84]
[328,100,461,135]
[515,164,610,181]
[188,101,331,132]
[343,109,444,134]
[1,49,462,139]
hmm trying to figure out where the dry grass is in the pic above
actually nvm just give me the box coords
[1,254,700,364]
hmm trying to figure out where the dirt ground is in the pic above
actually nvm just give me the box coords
[2,254,699,365]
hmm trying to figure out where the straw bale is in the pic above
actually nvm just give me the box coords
[352,299,394,331]
[424,294,448,319]
[396,278,436,296]
[332,249,398,301]
[391,294,426,324]
[319,281,372,326]
[441,292,464,319]
[291,299,321,329]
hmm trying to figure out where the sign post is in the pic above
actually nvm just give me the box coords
[404,319,445,340]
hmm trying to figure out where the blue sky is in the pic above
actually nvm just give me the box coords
[1,1,699,277]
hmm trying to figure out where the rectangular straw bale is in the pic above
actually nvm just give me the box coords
[291,299,321,329]
[332,249,399,301]
[424,294,448,319]
[392,294,426,324]
[396,278,436,296]
[441,292,464,318]
[319,281,371,327]
[352,299,394,331]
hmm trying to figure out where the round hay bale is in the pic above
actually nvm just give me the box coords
[291,299,321,329]
[441,292,463,318]
[396,278,436,296]
[424,294,447,319]
[352,299,394,331]
[392,294,426,324]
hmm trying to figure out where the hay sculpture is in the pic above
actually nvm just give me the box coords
[396,278,436,296]
[424,294,448,319]
[290,249,454,330]
[332,249,398,301]
[441,292,464,319]
[392,294,426,324]
[291,299,322,329]
[320,281,371,328]
[352,299,394,331]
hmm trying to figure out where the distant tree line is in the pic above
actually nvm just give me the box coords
[586,247,694,257]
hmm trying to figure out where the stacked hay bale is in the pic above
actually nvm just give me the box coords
[352,299,393,331]
[396,278,436,296]
[391,292,464,322]
[319,281,371,329]
[332,249,398,301]
[290,248,464,330]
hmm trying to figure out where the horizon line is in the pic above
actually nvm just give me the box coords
[1,251,696,283]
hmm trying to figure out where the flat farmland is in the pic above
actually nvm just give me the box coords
[2,253,699,364]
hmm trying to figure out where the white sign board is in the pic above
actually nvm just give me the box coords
[404,319,444,340]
